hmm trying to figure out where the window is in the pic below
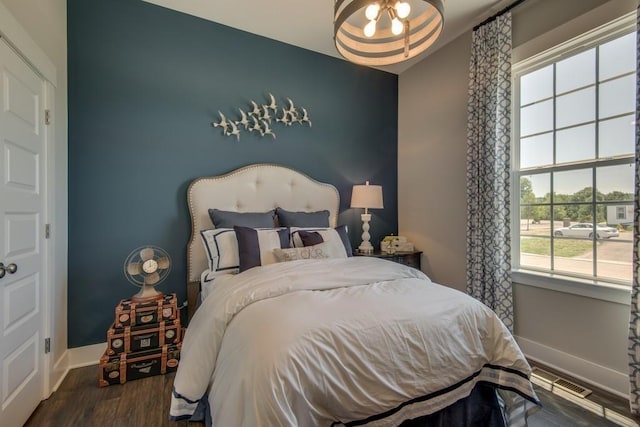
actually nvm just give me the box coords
[513,20,636,287]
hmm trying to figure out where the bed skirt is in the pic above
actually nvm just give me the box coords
[175,382,539,427]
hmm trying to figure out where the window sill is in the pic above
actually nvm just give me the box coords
[512,269,631,305]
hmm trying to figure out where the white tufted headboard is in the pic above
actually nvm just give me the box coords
[186,164,340,284]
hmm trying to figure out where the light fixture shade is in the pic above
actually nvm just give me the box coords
[334,0,445,66]
[351,182,384,209]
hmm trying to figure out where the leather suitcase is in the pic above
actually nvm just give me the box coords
[114,293,178,328]
[98,343,181,387]
[106,319,181,355]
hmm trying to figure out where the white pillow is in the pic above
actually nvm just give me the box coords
[200,229,239,273]
[290,227,349,258]
[273,242,334,262]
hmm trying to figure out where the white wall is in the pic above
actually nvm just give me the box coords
[399,0,635,396]
[1,0,68,391]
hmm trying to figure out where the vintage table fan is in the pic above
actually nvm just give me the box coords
[124,246,171,303]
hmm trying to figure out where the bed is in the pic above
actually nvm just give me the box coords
[170,163,540,426]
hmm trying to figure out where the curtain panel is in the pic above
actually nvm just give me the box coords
[628,2,640,415]
[466,13,514,332]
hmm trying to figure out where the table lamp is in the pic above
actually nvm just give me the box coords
[350,181,384,253]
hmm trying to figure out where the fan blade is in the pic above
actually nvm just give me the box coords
[156,257,170,269]
[140,247,155,261]
[126,262,142,275]
[145,272,160,285]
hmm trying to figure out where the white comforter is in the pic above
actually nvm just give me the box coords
[170,257,538,426]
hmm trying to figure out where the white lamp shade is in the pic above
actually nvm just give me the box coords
[350,182,384,209]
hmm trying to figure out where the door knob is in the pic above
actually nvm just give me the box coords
[0,263,17,279]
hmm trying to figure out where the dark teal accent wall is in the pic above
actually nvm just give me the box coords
[68,0,398,347]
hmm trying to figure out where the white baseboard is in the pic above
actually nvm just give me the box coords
[516,335,629,399]
[68,342,107,369]
[51,351,69,393]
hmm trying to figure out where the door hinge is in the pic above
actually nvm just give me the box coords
[44,338,50,354]
[45,224,51,239]
[44,109,51,125]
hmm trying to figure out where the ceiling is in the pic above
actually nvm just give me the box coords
[143,0,514,74]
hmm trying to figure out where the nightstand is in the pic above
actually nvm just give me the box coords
[353,250,422,270]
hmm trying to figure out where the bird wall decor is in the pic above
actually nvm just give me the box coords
[211,93,312,141]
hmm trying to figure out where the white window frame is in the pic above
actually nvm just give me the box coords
[511,12,636,305]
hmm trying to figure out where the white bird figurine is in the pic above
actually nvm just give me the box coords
[227,119,240,141]
[267,93,278,111]
[212,111,230,135]
[286,98,298,116]
[276,108,290,126]
[249,100,261,117]
[261,105,272,123]
[262,120,276,139]
[285,98,298,125]
[300,107,312,127]
[235,108,250,130]
[250,116,264,136]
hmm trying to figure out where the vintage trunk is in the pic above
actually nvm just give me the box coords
[98,343,181,387]
[114,293,178,328]
[106,319,181,355]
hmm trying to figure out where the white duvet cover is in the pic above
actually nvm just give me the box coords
[170,257,538,426]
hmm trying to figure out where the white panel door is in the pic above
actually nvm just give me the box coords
[0,38,46,427]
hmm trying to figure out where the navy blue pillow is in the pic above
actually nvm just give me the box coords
[335,225,353,257]
[208,209,275,228]
[234,226,290,272]
[276,208,330,227]
[298,231,324,246]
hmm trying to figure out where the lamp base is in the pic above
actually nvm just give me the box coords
[358,213,374,254]
[358,241,374,253]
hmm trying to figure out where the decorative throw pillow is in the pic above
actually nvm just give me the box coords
[298,230,324,246]
[291,225,353,257]
[273,242,332,262]
[200,228,240,273]
[276,208,330,227]
[208,209,275,228]
[234,226,290,272]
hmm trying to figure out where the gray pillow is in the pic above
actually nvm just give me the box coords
[208,209,275,228]
[276,208,330,227]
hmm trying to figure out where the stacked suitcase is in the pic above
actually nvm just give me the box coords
[99,293,182,387]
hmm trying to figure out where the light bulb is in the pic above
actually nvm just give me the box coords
[364,20,377,37]
[391,17,404,35]
[365,3,380,21]
[395,1,411,19]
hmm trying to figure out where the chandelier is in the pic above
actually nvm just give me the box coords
[334,0,445,66]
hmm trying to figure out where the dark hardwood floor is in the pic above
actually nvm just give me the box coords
[25,365,637,427]
[25,365,199,427]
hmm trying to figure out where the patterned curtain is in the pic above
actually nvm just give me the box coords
[628,3,640,415]
[466,13,514,332]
